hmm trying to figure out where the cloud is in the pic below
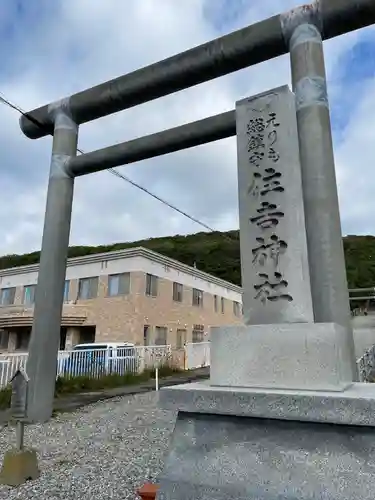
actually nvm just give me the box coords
[335,75,375,235]
[0,0,374,257]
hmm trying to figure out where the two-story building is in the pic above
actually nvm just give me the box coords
[0,247,243,352]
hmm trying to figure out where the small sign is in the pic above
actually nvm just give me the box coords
[10,368,29,421]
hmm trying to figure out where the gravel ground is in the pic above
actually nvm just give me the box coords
[0,392,176,499]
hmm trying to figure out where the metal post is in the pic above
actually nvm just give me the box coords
[15,421,24,451]
[155,367,159,392]
[26,99,78,422]
[288,21,357,377]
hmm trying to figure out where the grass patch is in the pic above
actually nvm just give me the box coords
[55,364,182,396]
[0,362,183,410]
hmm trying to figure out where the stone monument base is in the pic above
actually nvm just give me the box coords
[0,448,40,487]
[157,382,375,499]
[210,323,355,392]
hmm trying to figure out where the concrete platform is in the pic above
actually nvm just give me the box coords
[157,382,375,499]
[157,408,375,499]
[158,380,375,426]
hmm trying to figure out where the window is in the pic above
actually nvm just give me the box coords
[146,274,158,297]
[0,330,9,349]
[73,344,108,351]
[117,345,136,357]
[63,280,70,302]
[192,288,204,307]
[176,329,187,349]
[23,285,36,305]
[221,297,225,314]
[72,344,107,364]
[173,282,183,302]
[108,273,130,296]
[143,325,151,346]
[155,326,168,346]
[0,287,16,306]
[214,295,218,312]
[192,324,204,343]
[233,301,241,317]
[78,277,98,300]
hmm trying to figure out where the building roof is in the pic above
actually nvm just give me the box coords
[0,246,242,294]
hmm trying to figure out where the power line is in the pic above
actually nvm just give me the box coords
[0,91,234,238]
[0,93,25,113]
[108,167,217,233]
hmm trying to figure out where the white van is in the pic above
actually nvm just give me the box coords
[61,342,139,377]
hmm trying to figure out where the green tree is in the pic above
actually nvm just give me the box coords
[1,232,375,289]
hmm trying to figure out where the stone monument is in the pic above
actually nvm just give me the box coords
[211,86,354,393]
[156,85,375,499]
[0,369,39,487]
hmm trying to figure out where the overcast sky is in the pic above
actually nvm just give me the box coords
[0,0,374,256]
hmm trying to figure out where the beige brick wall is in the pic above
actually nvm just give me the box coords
[1,271,242,349]
[136,273,242,346]
[65,273,143,344]
[66,271,242,347]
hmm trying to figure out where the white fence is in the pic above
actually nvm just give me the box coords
[0,345,172,388]
[184,342,210,369]
[357,344,375,382]
[0,342,212,389]
[3,341,368,387]
[0,352,28,389]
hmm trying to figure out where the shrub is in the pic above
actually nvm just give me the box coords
[0,385,11,410]
[156,364,182,378]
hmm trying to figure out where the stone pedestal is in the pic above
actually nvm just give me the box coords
[0,448,40,487]
[210,323,354,392]
[157,383,375,500]
[156,318,364,500]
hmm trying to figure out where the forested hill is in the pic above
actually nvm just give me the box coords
[0,231,374,289]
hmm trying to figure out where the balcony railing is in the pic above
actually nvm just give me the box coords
[0,302,87,327]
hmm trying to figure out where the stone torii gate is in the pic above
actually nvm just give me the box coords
[20,0,374,444]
